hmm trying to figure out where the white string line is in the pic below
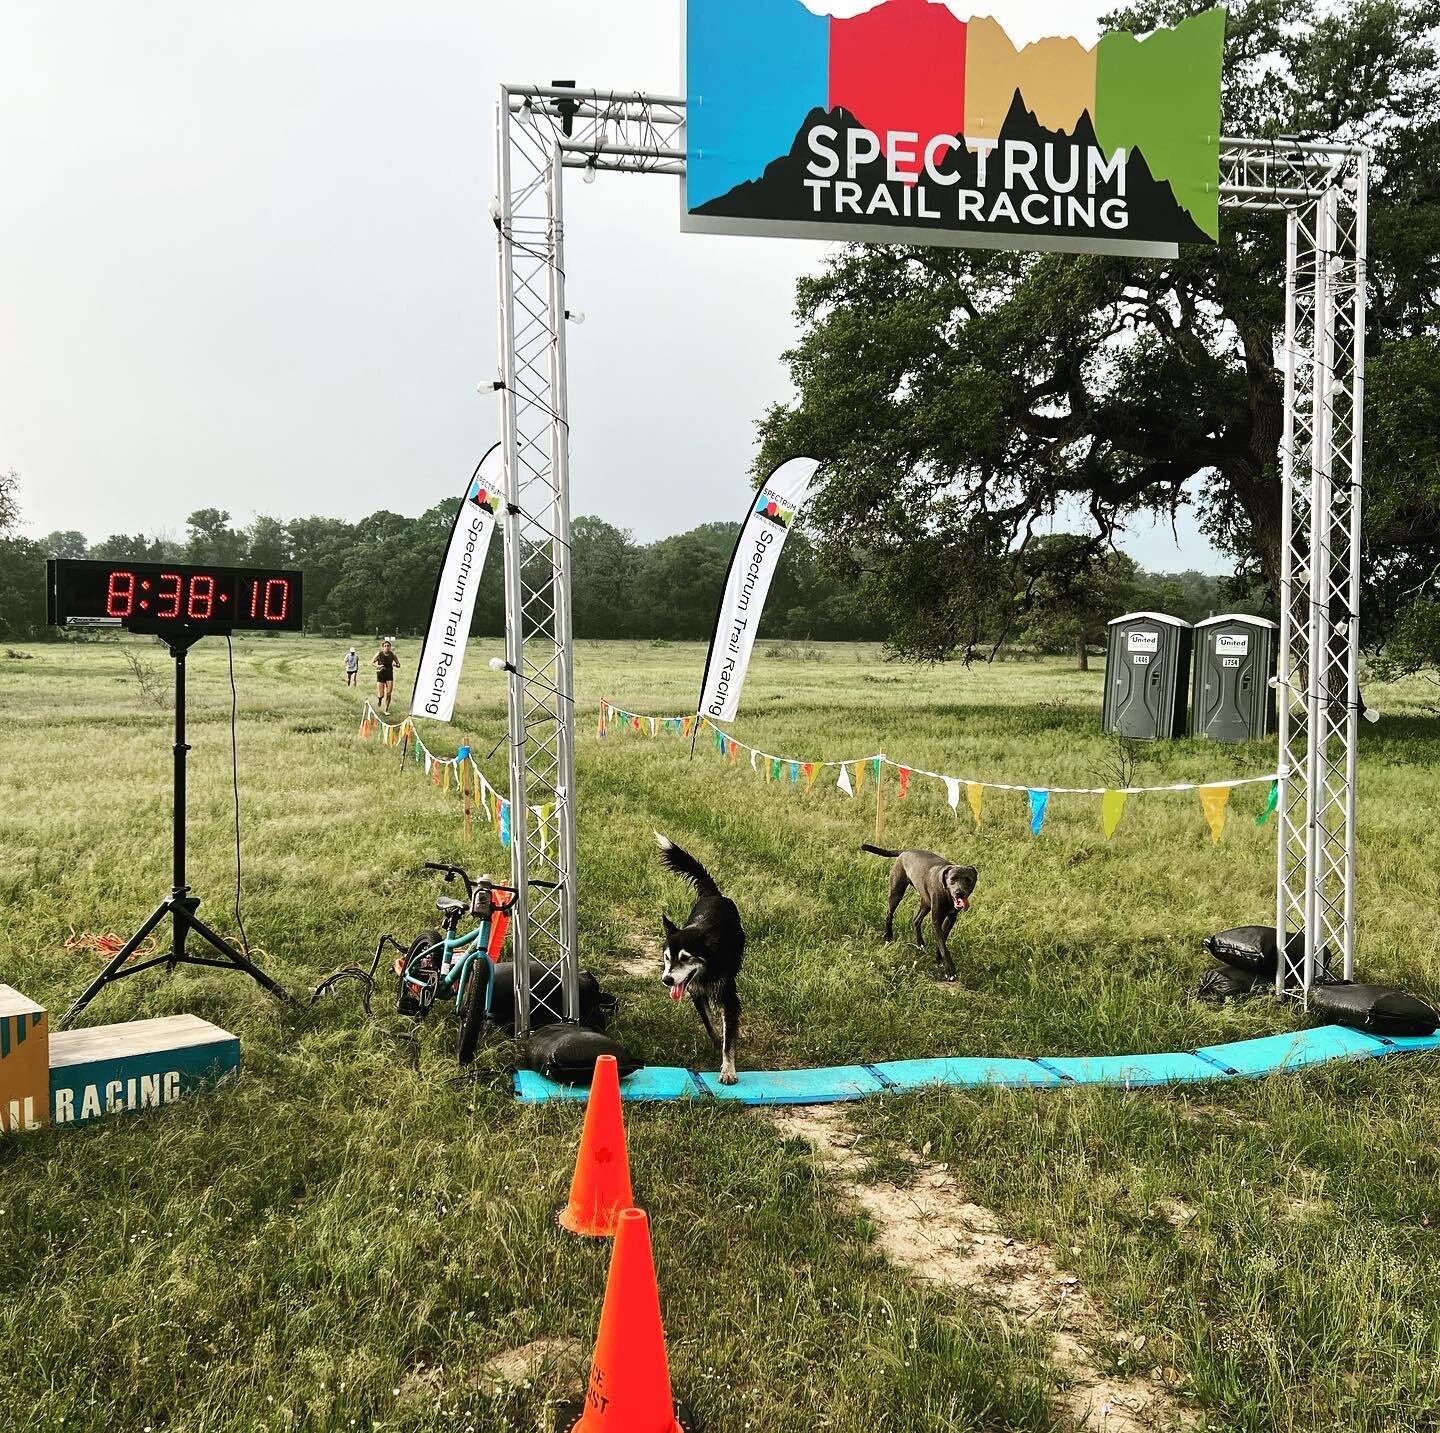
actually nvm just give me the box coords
[598,700,1281,797]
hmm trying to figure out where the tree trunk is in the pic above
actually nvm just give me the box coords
[1075,633,1089,670]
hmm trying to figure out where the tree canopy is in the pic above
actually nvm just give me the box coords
[757,0,1440,663]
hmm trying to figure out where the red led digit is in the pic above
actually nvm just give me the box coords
[248,581,260,619]
[156,572,182,618]
[105,569,136,617]
[105,569,135,617]
[262,578,289,622]
[187,574,215,619]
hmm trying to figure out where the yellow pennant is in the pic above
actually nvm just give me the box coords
[1101,789,1127,840]
[966,782,984,828]
[853,761,865,794]
[1199,785,1231,844]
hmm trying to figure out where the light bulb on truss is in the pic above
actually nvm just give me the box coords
[583,160,597,185]
[517,97,536,128]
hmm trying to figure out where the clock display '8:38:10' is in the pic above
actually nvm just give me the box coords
[100,566,295,627]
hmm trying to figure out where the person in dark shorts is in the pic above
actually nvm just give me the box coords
[344,647,359,686]
[373,639,399,713]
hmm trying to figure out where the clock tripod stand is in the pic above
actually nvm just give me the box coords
[58,629,292,1027]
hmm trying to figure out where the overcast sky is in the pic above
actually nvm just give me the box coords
[0,1,1225,571]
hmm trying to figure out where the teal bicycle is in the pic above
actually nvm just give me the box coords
[313,862,555,1066]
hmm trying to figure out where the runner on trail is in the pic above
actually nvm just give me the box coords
[344,646,359,687]
[373,639,399,713]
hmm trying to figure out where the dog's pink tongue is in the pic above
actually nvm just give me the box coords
[669,985,684,1002]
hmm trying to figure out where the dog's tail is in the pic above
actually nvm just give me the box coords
[654,833,721,897]
[860,843,902,858]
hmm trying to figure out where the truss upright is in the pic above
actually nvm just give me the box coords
[1218,137,1368,995]
[494,87,685,1036]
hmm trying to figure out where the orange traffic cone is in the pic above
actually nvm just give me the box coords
[556,1054,634,1238]
[558,1208,694,1433]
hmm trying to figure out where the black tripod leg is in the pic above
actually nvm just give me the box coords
[58,898,172,1029]
[186,911,293,1003]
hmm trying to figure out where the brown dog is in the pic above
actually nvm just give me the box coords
[861,844,977,981]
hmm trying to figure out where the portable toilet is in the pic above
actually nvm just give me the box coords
[1102,612,1192,740]
[1191,614,1277,743]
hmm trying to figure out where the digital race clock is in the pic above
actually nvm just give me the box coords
[47,559,304,633]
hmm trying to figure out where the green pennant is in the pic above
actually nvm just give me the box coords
[1255,779,1279,825]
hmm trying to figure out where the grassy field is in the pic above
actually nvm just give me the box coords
[2,634,1439,1431]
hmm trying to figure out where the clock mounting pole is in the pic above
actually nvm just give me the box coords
[57,630,293,1028]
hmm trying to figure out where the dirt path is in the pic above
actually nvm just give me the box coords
[772,1107,1196,1433]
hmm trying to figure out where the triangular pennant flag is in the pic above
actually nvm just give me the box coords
[898,767,911,799]
[499,799,511,847]
[771,758,781,782]
[424,753,433,775]
[751,750,759,773]
[597,707,607,738]
[1200,786,1231,844]
[649,718,657,737]
[683,716,693,738]
[1101,789,1127,840]
[966,782,983,828]
[943,776,960,813]
[837,763,854,797]
[728,738,738,765]
[1027,788,1049,837]
[789,760,799,783]
[1256,780,1279,826]
[803,762,817,790]
[854,760,865,795]
[873,757,882,783]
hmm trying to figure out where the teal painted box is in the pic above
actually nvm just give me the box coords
[48,1014,240,1126]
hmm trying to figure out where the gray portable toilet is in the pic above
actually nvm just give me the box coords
[1102,612,1192,740]
[1191,613,1277,743]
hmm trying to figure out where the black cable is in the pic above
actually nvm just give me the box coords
[226,635,250,955]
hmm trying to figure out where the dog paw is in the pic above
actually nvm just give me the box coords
[719,1068,738,1086]
[942,973,958,984]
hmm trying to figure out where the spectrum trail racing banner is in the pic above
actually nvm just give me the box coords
[682,0,1225,257]
[411,443,501,724]
[697,456,821,724]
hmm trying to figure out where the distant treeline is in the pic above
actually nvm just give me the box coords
[0,500,1253,651]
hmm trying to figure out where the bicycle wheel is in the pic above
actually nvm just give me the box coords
[397,929,444,1016]
[456,957,491,1066]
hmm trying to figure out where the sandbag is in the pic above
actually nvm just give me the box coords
[1196,966,1260,1003]
[1307,983,1439,1037]
[484,964,618,1032]
[1205,925,1281,976]
[524,1024,644,1085]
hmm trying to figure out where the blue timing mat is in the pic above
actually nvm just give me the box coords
[513,1026,1440,1105]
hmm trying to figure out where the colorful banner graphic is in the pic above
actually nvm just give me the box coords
[410,444,501,724]
[683,0,1225,257]
[696,456,821,724]
[600,699,1278,842]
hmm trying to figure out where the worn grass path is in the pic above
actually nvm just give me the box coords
[1,635,1438,1430]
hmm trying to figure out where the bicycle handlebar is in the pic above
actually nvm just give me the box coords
[423,862,560,896]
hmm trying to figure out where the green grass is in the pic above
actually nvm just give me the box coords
[2,635,1438,1430]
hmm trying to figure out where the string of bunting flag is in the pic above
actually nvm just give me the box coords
[597,699,1280,844]
[357,702,557,853]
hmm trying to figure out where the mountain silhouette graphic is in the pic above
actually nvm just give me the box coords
[695,92,1210,248]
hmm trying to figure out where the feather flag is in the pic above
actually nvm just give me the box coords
[410,443,501,723]
[1101,789,1127,839]
[1027,788,1049,836]
[1199,786,1231,844]
[696,456,822,723]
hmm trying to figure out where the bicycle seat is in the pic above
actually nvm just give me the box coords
[435,896,467,915]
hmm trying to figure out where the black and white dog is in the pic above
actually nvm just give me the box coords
[862,844,977,981]
[655,833,744,1084]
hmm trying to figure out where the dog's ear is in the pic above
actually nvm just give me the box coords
[661,913,677,936]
